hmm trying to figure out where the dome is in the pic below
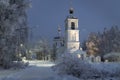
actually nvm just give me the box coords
[69,7,74,14]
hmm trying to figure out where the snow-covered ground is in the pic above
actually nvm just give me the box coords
[0,60,79,80]
[0,68,20,80]
[0,60,119,80]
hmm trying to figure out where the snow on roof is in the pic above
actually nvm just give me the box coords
[104,52,120,58]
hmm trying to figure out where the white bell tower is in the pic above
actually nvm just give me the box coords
[65,8,80,53]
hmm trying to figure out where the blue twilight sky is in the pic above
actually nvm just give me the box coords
[27,0,120,43]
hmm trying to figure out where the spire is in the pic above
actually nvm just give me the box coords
[69,0,74,16]
[58,25,61,37]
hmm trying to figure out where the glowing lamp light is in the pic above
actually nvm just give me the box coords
[20,44,23,47]
[77,54,81,58]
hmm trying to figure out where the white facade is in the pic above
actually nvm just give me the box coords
[65,17,80,53]
[53,8,88,61]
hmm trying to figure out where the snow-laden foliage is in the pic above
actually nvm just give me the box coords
[0,0,30,69]
[92,62,120,78]
[84,26,120,59]
[53,53,93,78]
[53,53,120,79]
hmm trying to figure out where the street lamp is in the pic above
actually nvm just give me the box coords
[20,44,23,47]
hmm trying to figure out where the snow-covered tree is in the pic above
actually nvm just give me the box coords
[0,0,30,68]
[32,38,51,60]
[86,32,100,56]
[98,26,120,56]
[85,26,120,59]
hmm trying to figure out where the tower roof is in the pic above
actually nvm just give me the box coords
[69,7,74,15]
[68,7,77,19]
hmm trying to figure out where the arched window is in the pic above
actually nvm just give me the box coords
[71,22,75,30]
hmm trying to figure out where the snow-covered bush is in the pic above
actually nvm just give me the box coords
[92,62,120,78]
[53,53,93,78]
[53,53,120,79]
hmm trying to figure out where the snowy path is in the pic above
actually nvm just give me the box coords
[3,61,79,80]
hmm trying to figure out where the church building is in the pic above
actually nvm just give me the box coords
[53,7,86,59]
[65,7,80,53]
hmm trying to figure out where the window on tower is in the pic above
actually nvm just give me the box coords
[71,22,75,30]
